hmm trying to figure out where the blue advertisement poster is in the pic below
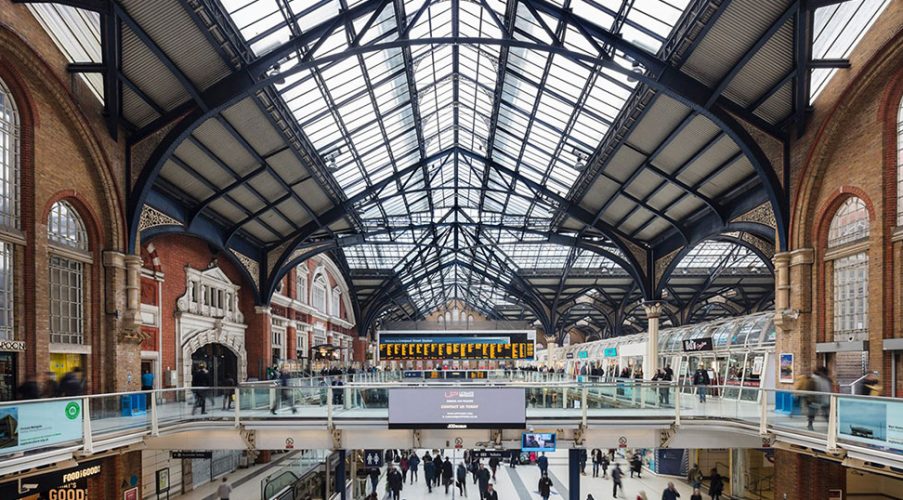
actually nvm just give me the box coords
[0,399,83,455]
[837,398,903,454]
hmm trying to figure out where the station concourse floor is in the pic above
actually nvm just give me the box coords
[373,450,699,500]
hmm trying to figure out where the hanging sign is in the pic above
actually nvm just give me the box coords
[682,338,713,352]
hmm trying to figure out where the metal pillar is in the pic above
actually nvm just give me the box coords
[568,448,580,500]
[336,449,347,500]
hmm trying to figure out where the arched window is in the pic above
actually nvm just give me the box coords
[48,201,89,345]
[312,274,327,313]
[330,287,341,317]
[897,96,903,225]
[296,265,308,304]
[0,79,19,342]
[827,197,869,247]
[0,78,19,229]
[827,197,869,342]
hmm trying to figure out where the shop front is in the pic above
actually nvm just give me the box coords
[0,339,24,401]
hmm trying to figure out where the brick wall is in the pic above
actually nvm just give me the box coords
[774,449,845,500]
[144,233,265,382]
[782,2,903,392]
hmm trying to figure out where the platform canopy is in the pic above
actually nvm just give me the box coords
[22,0,889,337]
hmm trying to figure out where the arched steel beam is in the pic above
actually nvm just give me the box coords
[128,2,787,275]
[655,232,776,299]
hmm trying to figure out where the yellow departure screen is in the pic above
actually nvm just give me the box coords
[378,334,535,360]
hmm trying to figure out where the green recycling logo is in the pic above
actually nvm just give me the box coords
[65,401,81,420]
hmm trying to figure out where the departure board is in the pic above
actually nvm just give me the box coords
[377,331,535,361]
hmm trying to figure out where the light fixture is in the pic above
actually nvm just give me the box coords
[572,148,589,171]
[324,149,342,172]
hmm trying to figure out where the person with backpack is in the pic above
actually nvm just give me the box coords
[386,465,403,500]
[423,454,435,493]
[692,365,711,403]
[408,452,420,484]
[457,461,468,497]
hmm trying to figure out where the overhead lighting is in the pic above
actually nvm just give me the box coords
[324,149,342,172]
[572,148,589,171]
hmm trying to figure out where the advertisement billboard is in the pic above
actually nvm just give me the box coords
[837,398,903,454]
[388,388,526,429]
[0,399,83,456]
[521,432,556,452]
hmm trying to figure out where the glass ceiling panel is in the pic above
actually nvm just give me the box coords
[217,0,692,316]
[674,240,767,271]
[810,0,891,102]
[27,5,103,102]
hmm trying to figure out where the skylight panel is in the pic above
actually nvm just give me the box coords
[28,5,103,102]
[810,0,890,102]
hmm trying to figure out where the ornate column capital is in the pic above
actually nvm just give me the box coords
[642,301,665,319]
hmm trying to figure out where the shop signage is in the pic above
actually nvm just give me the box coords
[682,338,713,352]
[565,352,575,359]
[170,451,212,459]
[0,460,101,499]
[123,486,138,500]
[0,340,25,352]
[603,347,618,357]
[578,351,588,359]
[0,399,83,456]
[388,388,526,429]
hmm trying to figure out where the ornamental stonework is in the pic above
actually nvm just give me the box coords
[138,205,182,231]
[740,232,776,260]
[732,203,776,228]
[232,250,260,291]
[654,248,682,290]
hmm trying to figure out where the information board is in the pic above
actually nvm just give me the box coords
[377,331,535,361]
[388,388,526,429]
[0,399,83,456]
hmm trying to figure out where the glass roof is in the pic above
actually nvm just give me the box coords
[674,240,767,271]
[810,0,891,102]
[217,0,691,316]
[27,4,103,101]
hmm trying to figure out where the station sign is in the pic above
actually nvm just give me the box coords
[363,450,384,467]
[0,340,25,352]
[472,450,514,459]
[682,338,714,352]
[578,351,588,359]
[378,331,534,361]
[171,451,212,459]
[565,352,575,359]
[603,347,618,357]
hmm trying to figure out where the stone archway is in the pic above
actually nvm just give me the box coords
[182,326,247,387]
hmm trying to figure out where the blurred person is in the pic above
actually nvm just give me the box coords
[42,371,59,398]
[270,369,297,415]
[408,450,420,484]
[538,472,553,500]
[442,456,453,494]
[662,482,681,500]
[217,477,232,500]
[222,373,235,410]
[484,483,498,500]
[191,364,209,415]
[60,367,85,397]
[688,464,703,489]
[457,460,468,496]
[477,463,491,500]
[386,464,403,500]
[591,448,603,477]
[709,468,724,500]
[611,463,624,498]
[863,371,882,396]
[630,452,643,478]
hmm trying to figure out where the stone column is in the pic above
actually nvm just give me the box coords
[246,306,272,380]
[102,251,142,393]
[773,252,791,312]
[286,323,297,360]
[643,301,664,379]
[775,248,815,387]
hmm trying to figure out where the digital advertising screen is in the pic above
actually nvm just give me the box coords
[521,432,556,452]
[388,388,526,429]
[377,330,535,361]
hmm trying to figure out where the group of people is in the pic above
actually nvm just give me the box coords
[17,367,84,400]
[372,449,500,500]
[190,363,236,415]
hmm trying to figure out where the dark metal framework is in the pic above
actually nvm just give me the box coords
[17,0,885,336]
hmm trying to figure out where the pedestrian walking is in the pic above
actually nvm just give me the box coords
[538,472,553,500]
[424,456,435,493]
[477,463,491,500]
[400,454,409,484]
[369,468,380,495]
[270,370,297,415]
[630,453,643,478]
[217,477,232,500]
[191,364,209,415]
[537,452,549,475]
[457,461,468,497]
[484,483,499,500]
[408,452,420,484]
[662,482,681,500]
[693,365,710,403]
[387,465,403,500]
[442,457,453,494]
[489,455,500,480]
[688,464,703,489]
[611,464,624,498]
[709,469,724,500]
